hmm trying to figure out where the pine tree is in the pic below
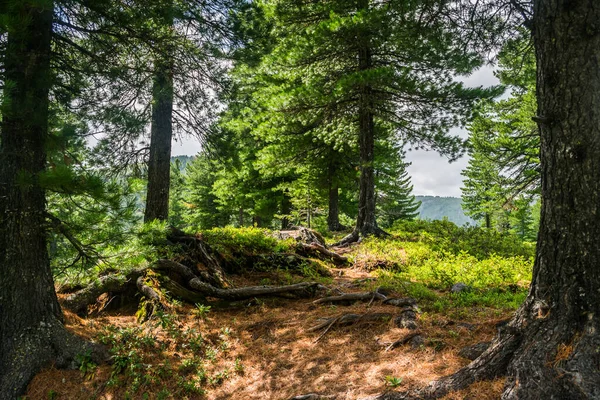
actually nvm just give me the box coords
[461,34,539,230]
[239,0,499,243]
[375,143,421,228]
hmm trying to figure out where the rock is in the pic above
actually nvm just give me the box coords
[458,341,491,360]
[410,335,425,349]
[451,282,470,293]
[394,309,418,330]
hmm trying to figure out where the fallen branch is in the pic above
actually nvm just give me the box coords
[385,331,423,352]
[299,242,349,265]
[189,279,322,300]
[313,291,387,305]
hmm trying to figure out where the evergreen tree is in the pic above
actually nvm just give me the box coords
[0,1,106,395]
[375,143,421,228]
[462,35,539,231]
[237,0,499,243]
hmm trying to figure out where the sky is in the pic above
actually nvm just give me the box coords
[172,65,500,198]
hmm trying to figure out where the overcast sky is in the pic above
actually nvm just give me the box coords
[172,65,500,198]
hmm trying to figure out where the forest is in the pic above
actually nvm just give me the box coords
[1,0,599,399]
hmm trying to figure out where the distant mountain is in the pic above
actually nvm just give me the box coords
[415,196,476,226]
[171,155,194,170]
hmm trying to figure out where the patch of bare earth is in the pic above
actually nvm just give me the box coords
[26,269,509,400]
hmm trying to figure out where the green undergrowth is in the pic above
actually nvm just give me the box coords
[92,311,241,398]
[352,220,534,313]
[199,227,295,259]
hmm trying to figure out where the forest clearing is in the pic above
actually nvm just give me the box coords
[2,0,600,399]
[26,223,531,399]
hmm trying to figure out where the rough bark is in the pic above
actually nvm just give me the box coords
[144,13,174,223]
[364,1,600,399]
[338,0,386,245]
[0,4,105,398]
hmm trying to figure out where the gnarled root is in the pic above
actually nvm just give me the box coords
[0,319,108,400]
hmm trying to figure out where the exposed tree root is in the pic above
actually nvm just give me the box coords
[189,279,322,300]
[298,242,349,265]
[334,226,390,246]
[384,331,423,352]
[63,268,146,314]
[313,291,387,305]
[167,228,229,288]
[0,319,108,400]
[63,255,323,314]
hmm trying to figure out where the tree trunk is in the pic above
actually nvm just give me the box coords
[144,13,174,223]
[367,2,600,399]
[498,1,600,397]
[340,0,385,244]
[281,192,292,229]
[327,163,343,231]
[0,4,104,398]
[485,212,491,229]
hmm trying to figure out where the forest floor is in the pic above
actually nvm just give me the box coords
[26,265,512,400]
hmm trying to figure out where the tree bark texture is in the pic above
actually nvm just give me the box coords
[144,53,174,222]
[0,3,104,398]
[498,1,600,397]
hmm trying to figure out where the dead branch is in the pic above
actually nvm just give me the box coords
[313,291,387,304]
[189,279,322,300]
[384,331,423,352]
[298,242,349,265]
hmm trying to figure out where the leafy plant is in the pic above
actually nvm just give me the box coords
[384,375,403,388]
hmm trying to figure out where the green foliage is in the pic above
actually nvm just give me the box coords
[384,376,403,388]
[193,304,212,320]
[75,350,98,380]
[375,143,421,228]
[201,227,294,259]
[353,219,533,312]
[462,34,539,235]
[390,219,534,259]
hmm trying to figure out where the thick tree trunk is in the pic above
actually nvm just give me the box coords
[498,1,600,397]
[144,14,174,223]
[0,4,104,398]
[365,2,600,399]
